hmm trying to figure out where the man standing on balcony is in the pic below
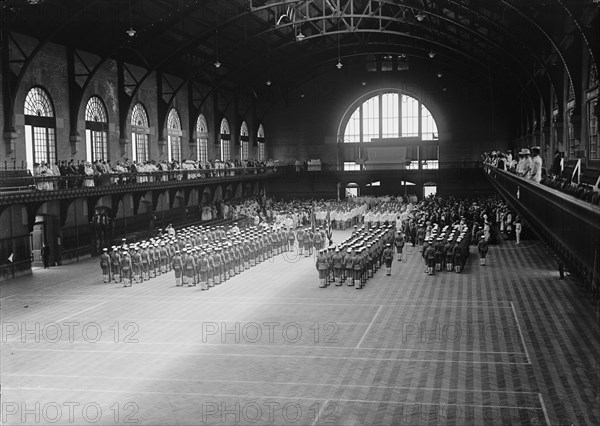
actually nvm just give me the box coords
[529,146,543,183]
[516,148,532,177]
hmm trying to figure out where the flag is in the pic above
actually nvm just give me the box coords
[326,210,333,245]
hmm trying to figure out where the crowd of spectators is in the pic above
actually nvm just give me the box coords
[482,147,600,206]
[30,158,277,190]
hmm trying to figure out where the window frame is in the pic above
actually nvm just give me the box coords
[85,96,109,163]
[24,86,56,170]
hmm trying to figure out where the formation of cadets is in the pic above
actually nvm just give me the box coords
[98,195,499,289]
[315,224,397,289]
[99,223,293,288]
[420,222,472,275]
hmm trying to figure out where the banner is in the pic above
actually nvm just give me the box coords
[365,146,407,170]
[326,210,332,245]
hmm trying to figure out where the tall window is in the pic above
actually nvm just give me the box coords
[24,87,56,170]
[342,91,437,142]
[401,95,419,137]
[257,124,266,161]
[588,63,599,159]
[196,114,209,163]
[362,95,380,142]
[85,96,108,162]
[131,103,150,162]
[167,108,182,163]
[220,118,231,161]
[240,121,249,161]
[382,93,399,138]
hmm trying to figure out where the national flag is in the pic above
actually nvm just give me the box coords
[325,209,333,245]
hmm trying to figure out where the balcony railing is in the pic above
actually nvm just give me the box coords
[0,166,281,191]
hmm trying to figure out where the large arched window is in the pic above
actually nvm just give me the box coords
[220,118,231,161]
[196,114,209,163]
[342,91,438,142]
[24,86,56,169]
[167,108,182,163]
[131,103,150,162]
[257,124,266,162]
[85,96,108,162]
[340,91,439,170]
[240,121,249,161]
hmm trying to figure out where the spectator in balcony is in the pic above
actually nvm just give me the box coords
[515,148,532,177]
[496,153,506,170]
[67,159,78,188]
[551,149,563,177]
[33,162,44,190]
[159,159,170,181]
[528,146,543,183]
[50,161,60,189]
[58,160,68,189]
[83,161,95,187]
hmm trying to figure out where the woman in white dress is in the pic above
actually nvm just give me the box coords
[83,161,95,187]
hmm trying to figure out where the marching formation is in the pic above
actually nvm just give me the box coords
[421,223,472,275]
[99,194,503,289]
[99,223,292,288]
[315,224,397,289]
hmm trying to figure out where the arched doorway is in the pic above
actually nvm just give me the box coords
[423,182,437,198]
[201,187,213,221]
[91,206,113,254]
[346,182,360,198]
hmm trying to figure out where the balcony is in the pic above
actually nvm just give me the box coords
[0,166,282,207]
[484,165,600,293]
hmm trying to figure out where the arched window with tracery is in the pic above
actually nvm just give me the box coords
[567,80,577,157]
[196,114,209,163]
[85,96,108,162]
[220,118,231,161]
[167,108,182,163]
[257,124,266,162]
[588,62,598,160]
[240,121,249,161]
[340,90,439,170]
[131,103,150,162]
[24,86,56,169]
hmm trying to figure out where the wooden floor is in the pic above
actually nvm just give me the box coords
[1,230,599,425]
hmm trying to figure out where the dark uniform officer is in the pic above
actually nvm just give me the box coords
[316,249,328,288]
[382,243,394,276]
[100,248,111,283]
